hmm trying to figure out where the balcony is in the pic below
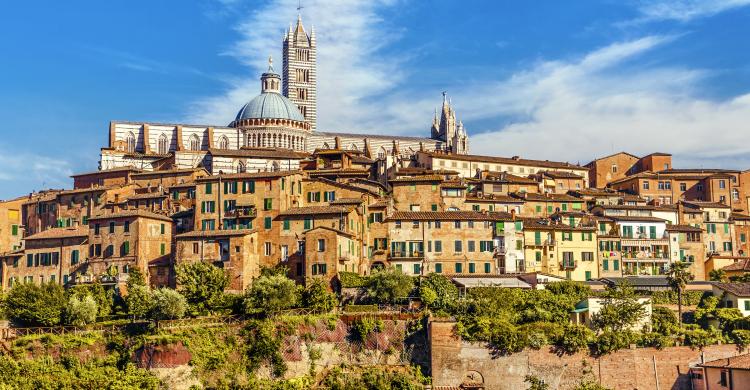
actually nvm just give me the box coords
[389,251,424,259]
[560,260,577,270]
[494,246,507,256]
[621,251,669,260]
[224,207,257,219]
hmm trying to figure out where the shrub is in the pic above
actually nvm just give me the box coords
[66,283,112,317]
[594,330,640,355]
[650,290,705,306]
[366,268,414,303]
[639,332,675,349]
[651,306,679,335]
[245,274,301,315]
[518,322,564,350]
[302,278,337,313]
[351,317,384,341]
[555,324,594,354]
[419,273,459,313]
[682,325,724,349]
[125,285,153,320]
[176,262,229,315]
[151,288,187,320]
[2,282,66,326]
[730,329,750,350]
[244,320,287,377]
[339,272,368,288]
[65,295,98,326]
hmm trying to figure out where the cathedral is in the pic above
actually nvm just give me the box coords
[100,15,469,176]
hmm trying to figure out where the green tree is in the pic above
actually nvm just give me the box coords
[126,285,153,320]
[366,268,414,304]
[65,295,98,326]
[2,282,65,326]
[591,283,646,333]
[151,288,187,320]
[545,280,591,302]
[709,269,728,282]
[651,306,679,335]
[66,282,112,317]
[245,274,301,315]
[525,375,550,390]
[419,273,459,313]
[176,262,229,315]
[666,261,694,324]
[302,278,337,313]
[555,324,594,354]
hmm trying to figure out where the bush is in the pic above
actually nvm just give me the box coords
[151,288,187,320]
[518,322,564,350]
[419,273,459,313]
[66,283,112,317]
[245,274,301,315]
[176,262,229,315]
[682,325,724,349]
[555,324,594,354]
[302,278,337,313]
[594,330,640,355]
[338,272,368,288]
[65,295,98,326]
[639,332,675,349]
[244,320,287,377]
[351,317,384,341]
[2,282,66,326]
[125,285,153,320]
[651,306,679,335]
[366,268,414,304]
[650,290,705,306]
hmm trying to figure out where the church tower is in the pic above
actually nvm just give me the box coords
[430,92,469,154]
[283,15,317,131]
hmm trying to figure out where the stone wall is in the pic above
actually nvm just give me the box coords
[430,320,743,390]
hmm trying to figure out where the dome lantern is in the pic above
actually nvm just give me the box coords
[261,56,281,93]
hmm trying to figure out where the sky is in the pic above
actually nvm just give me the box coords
[1,0,750,199]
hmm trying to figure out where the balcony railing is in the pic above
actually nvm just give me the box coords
[494,246,507,256]
[389,251,424,259]
[560,260,577,270]
[224,207,257,219]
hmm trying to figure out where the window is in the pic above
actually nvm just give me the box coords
[317,239,325,252]
[484,263,491,273]
[304,218,312,230]
[283,219,290,230]
[189,134,201,151]
[454,221,461,229]
[205,183,213,195]
[582,252,594,261]
[643,181,650,190]
[413,264,421,275]
[264,242,272,256]
[719,180,726,189]
[160,223,166,235]
[160,243,166,255]
[107,222,115,234]
[468,263,476,274]
[468,241,475,252]
[264,217,272,230]
[11,224,18,236]
[611,164,618,173]
[158,134,169,154]
[613,260,619,271]
[680,183,686,191]
[434,240,442,252]
[603,259,609,271]
[454,240,462,253]
[122,241,130,256]
[435,263,442,273]
[431,204,438,211]
[125,132,136,152]
[323,191,336,202]
[193,243,199,254]
[585,271,592,281]
[412,221,420,228]
[263,198,273,210]
[455,263,463,273]
[312,264,327,275]
[94,223,100,235]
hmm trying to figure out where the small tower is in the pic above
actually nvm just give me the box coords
[430,92,469,154]
[261,56,281,93]
[283,14,317,130]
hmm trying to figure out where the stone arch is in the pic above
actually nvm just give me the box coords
[157,134,169,155]
[188,134,201,151]
[236,160,246,173]
[461,370,484,389]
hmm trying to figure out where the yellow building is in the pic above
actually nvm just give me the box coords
[523,218,599,281]
[0,197,25,253]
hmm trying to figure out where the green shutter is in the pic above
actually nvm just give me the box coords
[603,259,608,271]
[534,231,541,245]
[283,219,290,230]
[484,263,491,273]
[435,263,442,273]
[264,217,272,230]
[515,221,522,230]
[585,271,592,281]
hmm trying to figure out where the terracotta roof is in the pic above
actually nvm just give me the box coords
[722,259,750,272]
[208,147,310,159]
[569,188,621,197]
[541,170,584,179]
[196,171,299,181]
[700,354,750,370]
[395,168,459,176]
[389,175,444,183]
[488,211,517,221]
[682,200,731,209]
[732,213,750,221]
[440,181,467,189]
[713,282,750,297]
[176,228,257,239]
[88,210,173,222]
[307,168,370,176]
[421,151,587,170]
[25,227,88,241]
[594,204,657,211]
[168,181,197,189]
[585,151,640,166]
[368,199,389,208]
[660,168,740,175]
[278,205,352,216]
[386,211,494,221]
[58,186,117,196]
[127,192,167,200]
[483,171,538,185]
[304,225,354,237]
[511,192,583,202]
[607,215,667,223]
[465,195,524,203]
[665,224,703,233]
[71,166,141,178]
[329,198,363,205]
[351,155,375,164]
[522,218,596,231]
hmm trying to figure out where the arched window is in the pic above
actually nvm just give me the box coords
[378,147,387,160]
[158,134,169,155]
[271,161,280,172]
[237,161,246,173]
[218,136,229,150]
[126,132,136,153]
[189,134,200,151]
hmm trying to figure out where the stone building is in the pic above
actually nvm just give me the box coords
[0,197,24,254]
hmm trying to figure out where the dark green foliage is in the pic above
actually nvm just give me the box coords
[245,274,301,316]
[518,322,564,350]
[176,262,229,315]
[125,285,153,320]
[591,283,646,333]
[525,375,551,390]
[649,290,705,306]
[555,324,594,354]
[321,366,426,390]
[2,282,66,326]
[682,325,724,349]
[419,273,459,313]
[338,271,368,288]
[66,282,112,317]
[261,264,291,277]
[366,268,415,303]
[0,355,160,389]
[639,332,675,349]
[343,304,379,313]
[150,288,187,320]
[244,320,287,378]
[594,330,640,355]
[545,281,591,302]
[729,273,750,282]
[351,317,384,341]
[709,269,728,282]
[651,306,679,335]
[302,278,337,313]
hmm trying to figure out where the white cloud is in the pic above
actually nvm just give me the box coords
[0,150,73,195]
[465,36,750,168]
[186,0,407,129]
[632,0,750,22]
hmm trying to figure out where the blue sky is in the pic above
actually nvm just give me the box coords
[2,0,750,199]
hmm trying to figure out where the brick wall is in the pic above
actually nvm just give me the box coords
[429,320,742,389]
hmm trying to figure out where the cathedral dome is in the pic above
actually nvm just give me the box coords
[235,92,305,122]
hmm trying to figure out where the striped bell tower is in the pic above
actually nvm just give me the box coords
[283,14,317,131]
